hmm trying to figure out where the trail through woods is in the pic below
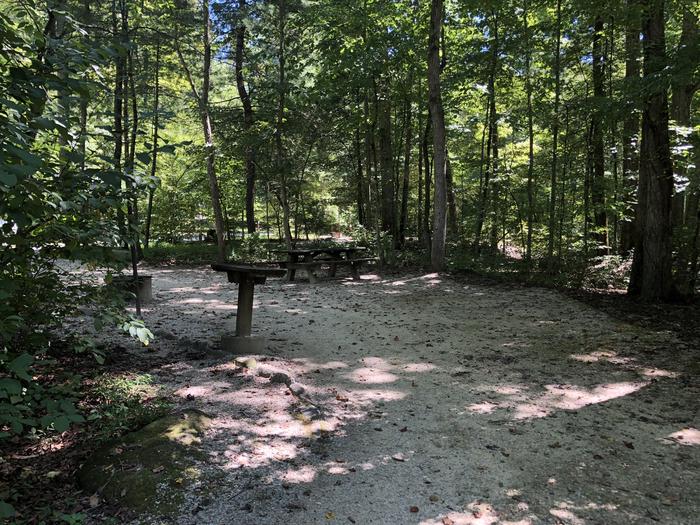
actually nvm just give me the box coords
[90,268,699,524]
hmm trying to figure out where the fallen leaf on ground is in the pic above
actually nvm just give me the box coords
[410,506,419,513]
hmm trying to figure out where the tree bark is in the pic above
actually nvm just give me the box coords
[547,0,562,261]
[235,0,257,234]
[620,0,641,254]
[591,15,608,254]
[428,0,447,271]
[378,93,395,237]
[275,0,293,248]
[145,39,160,250]
[628,0,675,301]
[399,94,412,247]
[524,0,535,263]
[474,13,498,253]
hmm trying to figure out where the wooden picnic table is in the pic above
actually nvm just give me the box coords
[211,263,286,346]
[271,246,374,282]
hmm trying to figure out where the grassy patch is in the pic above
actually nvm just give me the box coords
[82,373,171,442]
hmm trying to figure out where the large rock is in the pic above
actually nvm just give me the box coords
[78,410,214,517]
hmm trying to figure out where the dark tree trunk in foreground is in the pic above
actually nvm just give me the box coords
[628,0,674,301]
[428,0,447,271]
[235,0,257,234]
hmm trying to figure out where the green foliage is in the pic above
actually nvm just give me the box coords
[230,232,271,263]
[143,242,222,265]
[0,3,152,441]
[85,373,171,441]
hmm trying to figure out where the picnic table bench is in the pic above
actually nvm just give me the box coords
[272,246,377,282]
[211,263,286,352]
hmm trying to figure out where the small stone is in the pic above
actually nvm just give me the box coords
[270,372,292,385]
[289,382,306,396]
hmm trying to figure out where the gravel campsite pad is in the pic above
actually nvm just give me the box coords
[88,266,700,524]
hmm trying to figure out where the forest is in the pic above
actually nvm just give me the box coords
[1,0,699,523]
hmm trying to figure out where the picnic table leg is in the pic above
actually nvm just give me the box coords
[350,261,360,280]
[329,262,337,277]
[286,254,297,282]
[235,276,255,337]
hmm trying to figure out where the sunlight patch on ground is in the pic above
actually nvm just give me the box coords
[467,381,648,420]
[420,501,531,525]
[663,427,700,446]
[569,351,679,378]
[344,367,399,384]
[512,382,648,420]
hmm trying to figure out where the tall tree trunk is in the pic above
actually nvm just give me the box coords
[355,117,365,226]
[547,0,562,261]
[628,0,674,301]
[275,0,293,248]
[417,92,424,245]
[474,13,498,253]
[235,0,257,234]
[112,0,127,242]
[524,0,535,263]
[363,89,374,226]
[446,155,457,237]
[591,15,608,254]
[145,39,160,250]
[422,112,432,250]
[620,0,641,254]
[378,93,395,237]
[399,94,412,247]
[428,0,447,271]
[671,8,699,293]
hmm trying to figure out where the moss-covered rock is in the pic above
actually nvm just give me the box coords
[78,410,212,517]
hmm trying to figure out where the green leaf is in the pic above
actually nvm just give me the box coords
[0,501,15,519]
[0,378,22,396]
[0,170,18,187]
[136,152,152,165]
[8,353,33,381]
[53,415,71,433]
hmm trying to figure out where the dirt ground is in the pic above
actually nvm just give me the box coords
[92,266,699,524]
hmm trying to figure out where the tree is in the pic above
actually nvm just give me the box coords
[177,0,227,263]
[628,0,675,300]
[428,0,447,271]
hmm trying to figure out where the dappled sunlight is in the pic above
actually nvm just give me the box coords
[467,401,500,414]
[466,381,649,420]
[344,367,400,384]
[663,427,700,446]
[291,358,349,371]
[512,382,648,420]
[402,362,437,373]
[420,501,527,525]
[569,350,679,378]
[279,464,317,484]
[549,500,618,525]
[342,387,408,404]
